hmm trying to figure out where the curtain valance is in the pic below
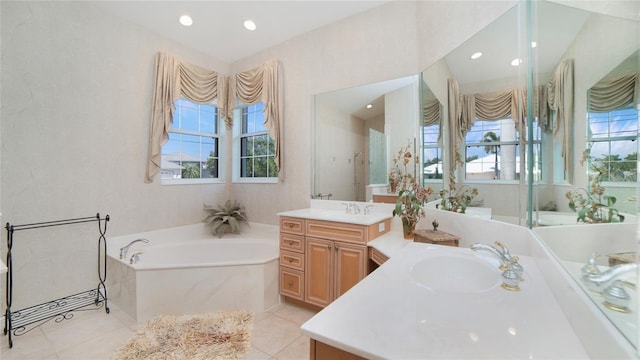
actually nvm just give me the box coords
[589,72,638,112]
[145,53,283,182]
[145,53,224,183]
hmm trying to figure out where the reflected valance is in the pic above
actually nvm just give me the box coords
[589,72,638,112]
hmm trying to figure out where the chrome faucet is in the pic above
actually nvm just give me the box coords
[471,241,524,290]
[582,262,637,313]
[129,252,142,265]
[364,203,374,215]
[120,238,150,260]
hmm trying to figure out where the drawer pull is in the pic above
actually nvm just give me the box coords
[288,223,294,228]
[288,281,294,287]
[288,240,294,245]
[288,257,294,263]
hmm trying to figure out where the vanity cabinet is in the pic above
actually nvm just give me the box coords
[279,215,390,308]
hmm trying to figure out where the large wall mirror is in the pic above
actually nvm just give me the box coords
[530,0,639,351]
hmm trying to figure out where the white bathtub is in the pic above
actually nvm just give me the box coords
[106,223,280,323]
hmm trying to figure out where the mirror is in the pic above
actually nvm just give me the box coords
[313,75,423,201]
[530,0,639,350]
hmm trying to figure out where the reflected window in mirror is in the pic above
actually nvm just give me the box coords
[587,107,638,183]
[463,119,541,181]
[423,123,442,181]
[234,102,278,182]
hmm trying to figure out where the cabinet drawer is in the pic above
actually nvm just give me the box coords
[280,216,305,235]
[280,268,304,300]
[306,219,367,244]
[279,233,305,253]
[280,250,305,271]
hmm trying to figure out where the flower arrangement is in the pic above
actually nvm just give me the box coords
[565,149,624,223]
[388,141,420,194]
[437,171,479,213]
[389,141,433,237]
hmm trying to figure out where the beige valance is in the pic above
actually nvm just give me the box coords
[224,60,284,177]
[447,79,525,174]
[145,53,283,182]
[589,72,638,112]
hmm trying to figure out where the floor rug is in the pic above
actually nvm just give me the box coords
[112,310,253,360]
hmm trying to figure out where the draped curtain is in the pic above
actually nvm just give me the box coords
[223,60,284,177]
[145,52,223,183]
[423,98,442,144]
[145,53,283,182]
[589,72,638,112]
[446,79,525,175]
[546,59,574,183]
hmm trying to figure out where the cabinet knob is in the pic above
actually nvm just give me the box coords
[288,281,294,287]
[288,223,294,228]
[288,240,294,245]
[288,257,294,263]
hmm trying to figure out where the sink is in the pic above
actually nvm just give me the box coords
[409,253,501,293]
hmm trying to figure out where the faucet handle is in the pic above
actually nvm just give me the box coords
[130,252,142,265]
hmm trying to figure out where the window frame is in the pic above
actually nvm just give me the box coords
[232,103,278,184]
[586,106,638,185]
[160,98,224,185]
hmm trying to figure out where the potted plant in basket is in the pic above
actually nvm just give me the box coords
[203,200,249,237]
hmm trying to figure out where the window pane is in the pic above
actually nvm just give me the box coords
[423,124,440,143]
[253,134,269,156]
[241,137,253,156]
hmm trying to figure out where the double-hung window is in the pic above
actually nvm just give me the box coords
[587,107,638,182]
[161,98,221,184]
[235,103,278,181]
[464,119,520,181]
[423,123,442,180]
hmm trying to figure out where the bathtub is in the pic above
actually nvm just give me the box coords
[106,223,280,323]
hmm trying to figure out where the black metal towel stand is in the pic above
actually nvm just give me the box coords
[3,213,110,348]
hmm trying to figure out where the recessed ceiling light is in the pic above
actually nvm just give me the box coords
[531,41,537,48]
[511,58,523,66]
[243,20,257,31]
[366,104,373,109]
[179,15,193,27]
[470,52,483,60]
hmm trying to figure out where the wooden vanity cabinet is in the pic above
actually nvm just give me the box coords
[279,215,390,308]
[305,237,367,307]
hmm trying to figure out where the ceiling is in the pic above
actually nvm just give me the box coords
[95,1,390,64]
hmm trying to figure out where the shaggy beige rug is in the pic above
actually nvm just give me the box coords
[112,310,253,360]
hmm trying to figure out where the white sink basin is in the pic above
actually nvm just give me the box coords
[410,253,501,293]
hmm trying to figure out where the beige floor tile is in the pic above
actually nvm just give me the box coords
[273,304,317,326]
[241,346,272,360]
[55,326,134,360]
[251,313,302,356]
[0,328,58,360]
[274,335,310,360]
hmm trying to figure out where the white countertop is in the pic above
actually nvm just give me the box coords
[301,242,589,359]
[278,208,392,226]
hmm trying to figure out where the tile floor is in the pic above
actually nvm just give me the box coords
[0,301,317,360]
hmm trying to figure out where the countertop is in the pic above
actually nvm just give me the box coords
[277,208,392,226]
[301,242,589,359]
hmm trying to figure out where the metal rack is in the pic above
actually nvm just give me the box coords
[3,213,110,348]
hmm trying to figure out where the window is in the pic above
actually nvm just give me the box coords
[161,98,221,183]
[423,123,442,180]
[237,103,277,180]
[587,107,638,182]
[464,118,541,181]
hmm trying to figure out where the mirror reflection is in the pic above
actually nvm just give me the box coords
[313,75,422,202]
[531,0,639,350]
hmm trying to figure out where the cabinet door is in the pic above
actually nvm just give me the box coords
[334,242,367,299]
[305,237,333,307]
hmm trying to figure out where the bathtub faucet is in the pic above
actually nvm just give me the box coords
[120,238,150,260]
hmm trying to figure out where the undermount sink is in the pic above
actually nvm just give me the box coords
[410,252,501,293]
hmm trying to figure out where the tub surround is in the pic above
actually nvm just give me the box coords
[107,223,279,323]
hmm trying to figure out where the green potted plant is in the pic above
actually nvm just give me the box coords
[203,200,249,237]
[437,171,479,213]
